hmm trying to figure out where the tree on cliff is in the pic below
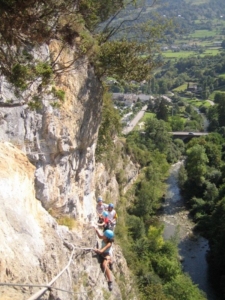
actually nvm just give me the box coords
[95,92,121,160]
[0,0,168,99]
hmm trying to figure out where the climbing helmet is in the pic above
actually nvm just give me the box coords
[97,196,103,202]
[102,211,109,217]
[104,229,114,239]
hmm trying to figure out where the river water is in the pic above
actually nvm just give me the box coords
[161,161,218,300]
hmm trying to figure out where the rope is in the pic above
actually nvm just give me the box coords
[27,244,75,300]
[0,283,73,294]
[0,282,92,296]
[26,243,98,298]
[0,235,111,298]
[73,247,95,251]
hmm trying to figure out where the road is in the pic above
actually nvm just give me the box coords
[122,105,147,134]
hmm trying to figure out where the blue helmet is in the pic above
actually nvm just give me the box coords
[97,196,103,202]
[102,211,108,217]
[108,203,114,208]
[104,229,114,239]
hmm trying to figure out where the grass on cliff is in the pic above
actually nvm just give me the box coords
[48,207,76,230]
[57,216,76,230]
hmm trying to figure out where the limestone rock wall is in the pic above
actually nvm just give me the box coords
[0,40,102,223]
[0,40,140,299]
[94,138,139,206]
[0,142,137,300]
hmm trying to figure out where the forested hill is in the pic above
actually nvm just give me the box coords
[115,0,225,37]
[145,0,225,18]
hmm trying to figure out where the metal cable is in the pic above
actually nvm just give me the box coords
[0,239,111,298]
[0,283,73,294]
[27,244,75,300]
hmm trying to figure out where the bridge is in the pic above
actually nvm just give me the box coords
[170,131,208,140]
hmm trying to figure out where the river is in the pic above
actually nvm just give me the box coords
[161,161,218,300]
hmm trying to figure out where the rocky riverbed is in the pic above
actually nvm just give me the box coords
[161,161,218,300]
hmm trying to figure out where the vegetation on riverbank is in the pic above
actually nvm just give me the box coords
[177,93,225,298]
[97,94,207,298]
[95,0,225,298]
[115,119,206,299]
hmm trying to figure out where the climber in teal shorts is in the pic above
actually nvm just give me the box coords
[94,228,114,291]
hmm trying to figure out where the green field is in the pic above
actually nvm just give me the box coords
[163,50,197,59]
[189,30,218,38]
[218,73,225,79]
[183,98,212,108]
[185,0,209,4]
[200,49,221,56]
[172,83,188,92]
[135,112,155,130]
[162,48,221,59]
[140,112,155,122]
[209,89,225,100]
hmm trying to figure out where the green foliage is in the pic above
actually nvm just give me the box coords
[0,0,16,8]
[0,0,97,101]
[126,214,145,241]
[178,129,225,297]
[204,142,221,168]
[28,95,43,110]
[156,99,169,121]
[160,240,178,257]
[205,132,224,145]
[207,198,225,296]
[164,274,206,300]
[217,94,225,127]
[140,284,166,300]
[115,169,126,185]
[221,40,225,49]
[35,62,53,85]
[203,181,218,202]
[151,254,181,282]
[96,91,121,161]
[57,215,76,230]
[131,180,161,218]
[114,127,206,299]
[178,164,188,188]
[52,87,65,102]
[78,0,124,31]
[170,116,185,131]
[186,144,209,184]
[147,225,165,252]
[142,118,182,163]
[206,167,222,185]
[128,152,169,221]
[189,197,207,221]
[94,40,155,82]
[145,118,172,153]
[174,138,185,154]
[9,64,30,90]
[125,132,152,166]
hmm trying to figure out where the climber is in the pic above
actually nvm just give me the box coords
[94,228,114,291]
[107,203,117,232]
[96,196,108,222]
[97,211,110,232]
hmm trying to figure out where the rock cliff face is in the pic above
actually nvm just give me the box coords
[0,42,139,299]
[0,40,102,222]
[0,142,137,300]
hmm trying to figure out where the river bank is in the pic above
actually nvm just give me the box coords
[161,161,218,300]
